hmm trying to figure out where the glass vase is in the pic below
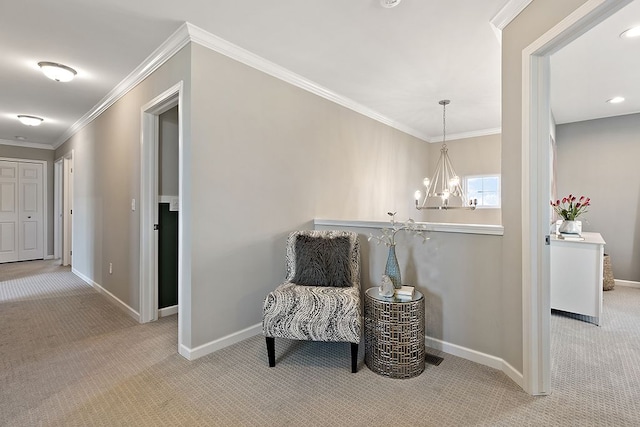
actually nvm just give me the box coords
[385,245,402,289]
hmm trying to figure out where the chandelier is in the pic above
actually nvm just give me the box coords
[414,100,477,210]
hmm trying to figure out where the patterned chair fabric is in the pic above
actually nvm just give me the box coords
[262,230,361,343]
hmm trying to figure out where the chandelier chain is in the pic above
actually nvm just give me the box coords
[442,102,446,148]
[439,99,449,149]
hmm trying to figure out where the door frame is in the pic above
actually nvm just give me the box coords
[61,151,74,266]
[54,158,63,260]
[140,81,186,355]
[521,0,632,395]
[0,157,47,262]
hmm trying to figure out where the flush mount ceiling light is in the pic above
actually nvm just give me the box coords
[17,115,44,126]
[380,0,401,8]
[414,100,477,211]
[607,96,625,104]
[38,61,77,82]
[620,26,640,39]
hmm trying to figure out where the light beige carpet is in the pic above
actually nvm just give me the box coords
[1,260,639,426]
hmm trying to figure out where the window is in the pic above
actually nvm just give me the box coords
[466,175,501,208]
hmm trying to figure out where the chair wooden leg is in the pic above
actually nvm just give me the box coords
[351,342,358,373]
[266,337,275,367]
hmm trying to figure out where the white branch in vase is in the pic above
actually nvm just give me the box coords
[367,211,430,246]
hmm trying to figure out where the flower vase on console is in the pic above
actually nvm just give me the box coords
[551,194,590,236]
[558,220,582,235]
[385,245,402,289]
[368,212,430,290]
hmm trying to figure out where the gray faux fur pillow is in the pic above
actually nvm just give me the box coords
[292,235,352,287]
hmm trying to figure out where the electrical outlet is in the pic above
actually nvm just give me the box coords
[109,263,113,274]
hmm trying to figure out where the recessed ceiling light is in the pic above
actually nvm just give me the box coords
[15,136,26,141]
[38,61,77,82]
[17,115,44,126]
[620,26,640,39]
[380,0,401,8]
[607,97,625,104]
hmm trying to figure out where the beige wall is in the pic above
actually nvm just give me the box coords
[50,39,429,351]
[54,46,191,312]
[188,43,428,347]
[557,113,640,282]
[419,133,501,225]
[0,145,55,256]
[316,223,504,358]
[502,0,590,372]
[187,41,502,363]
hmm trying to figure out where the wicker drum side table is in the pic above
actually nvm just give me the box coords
[364,287,425,379]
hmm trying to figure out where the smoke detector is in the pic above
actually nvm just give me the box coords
[380,0,401,8]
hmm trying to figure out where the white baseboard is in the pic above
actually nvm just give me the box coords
[56,273,529,386]
[159,305,178,317]
[44,255,54,260]
[72,268,140,322]
[501,358,524,388]
[174,322,525,389]
[615,279,640,289]
[180,322,262,361]
[426,335,524,389]
[175,322,525,388]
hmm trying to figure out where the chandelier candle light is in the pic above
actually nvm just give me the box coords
[415,100,477,210]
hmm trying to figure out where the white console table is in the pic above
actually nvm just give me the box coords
[550,232,606,325]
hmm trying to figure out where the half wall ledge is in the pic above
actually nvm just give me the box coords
[314,219,504,236]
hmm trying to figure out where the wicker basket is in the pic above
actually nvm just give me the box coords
[603,254,615,291]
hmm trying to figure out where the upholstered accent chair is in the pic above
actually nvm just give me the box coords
[262,230,361,372]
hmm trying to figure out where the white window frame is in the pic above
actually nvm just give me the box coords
[465,174,501,209]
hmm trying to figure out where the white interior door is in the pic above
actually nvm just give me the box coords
[18,162,44,261]
[0,161,19,263]
[0,160,44,263]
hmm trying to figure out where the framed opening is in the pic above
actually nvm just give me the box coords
[140,81,187,357]
[521,0,632,395]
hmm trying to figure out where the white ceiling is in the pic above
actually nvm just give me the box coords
[0,0,638,150]
[551,0,640,125]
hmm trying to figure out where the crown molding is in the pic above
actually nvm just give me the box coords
[53,23,192,149]
[428,127,502,143]
[556,109,640,126]
[490,0,534,42]
[0,138,54,150]
[53,20,438,150]
[185,23,430,142]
